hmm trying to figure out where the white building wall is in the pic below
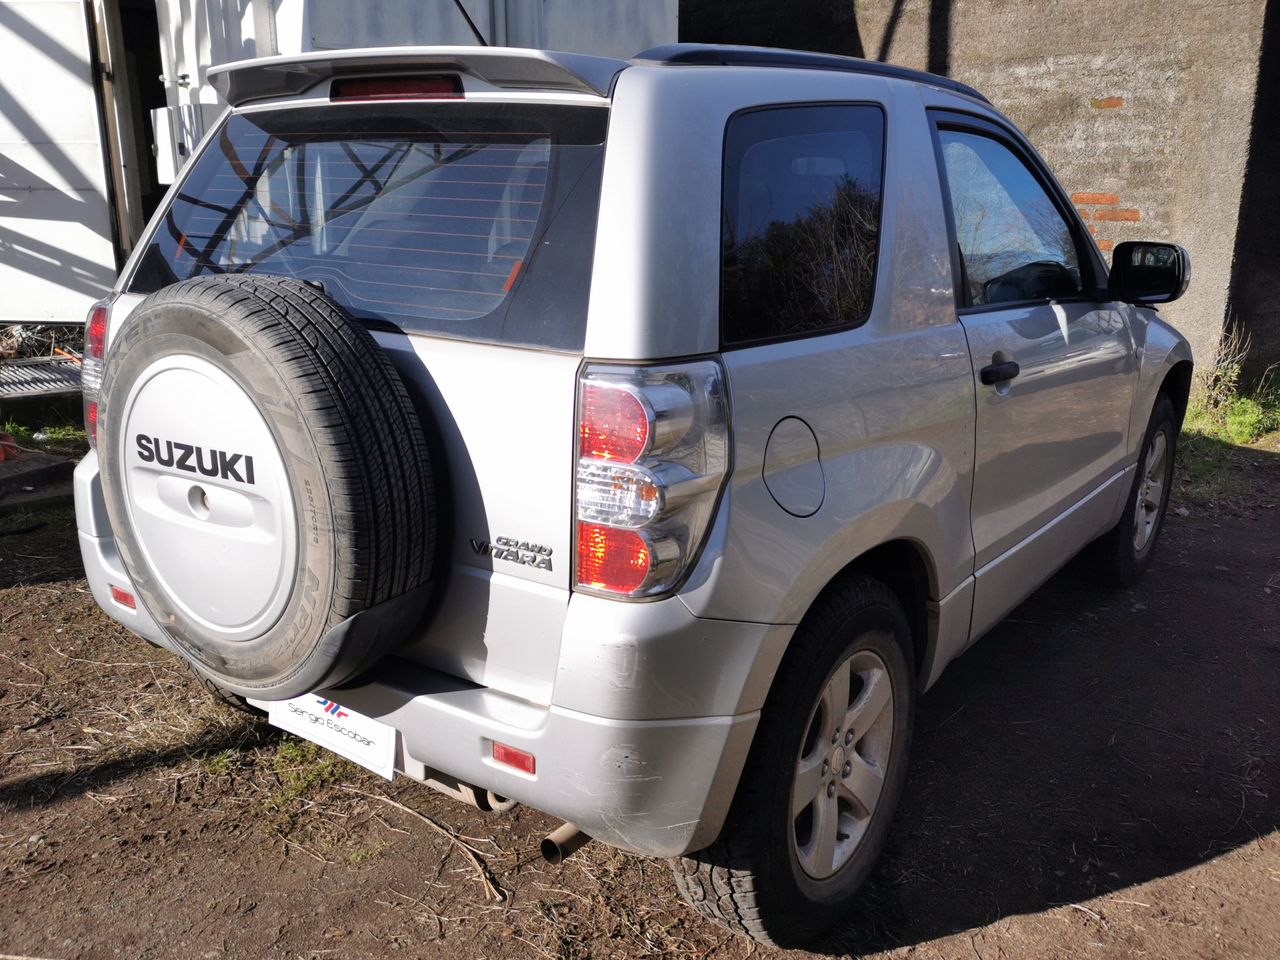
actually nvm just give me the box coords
[0,0,117,325]
[1,0,676,327]
[537,0,677,58]
[152,0,678,178]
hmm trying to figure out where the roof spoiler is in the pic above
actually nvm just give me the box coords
[207,46,628,106]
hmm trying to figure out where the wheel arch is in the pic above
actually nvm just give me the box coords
[1159,359,1194,428]
[790,538,937,686]
[1129,316,1194,454]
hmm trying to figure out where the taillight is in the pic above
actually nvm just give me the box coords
[574,360,730,599]
[579,382,649,462]
[330,75,462,101]
[82,300,110,448]
[577,522,651,593]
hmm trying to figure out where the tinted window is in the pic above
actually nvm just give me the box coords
[129,103,607,350]
[938,129,1082,307]
[721,105,885,345]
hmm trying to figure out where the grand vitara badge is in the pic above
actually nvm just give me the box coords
[471,535,553,571]
[134,434,257,485]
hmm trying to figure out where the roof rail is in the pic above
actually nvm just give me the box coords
[208,46,627,107]
[631,43,990,104]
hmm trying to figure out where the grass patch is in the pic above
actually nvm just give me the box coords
[343,837,389,865]
[268,738,347,804]
[1184,388,1280,447]
[202,748,243,777]
[1175,329,1280,505]
[3,418,89,459]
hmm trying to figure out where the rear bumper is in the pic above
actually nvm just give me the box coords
[75,454,172,649]
[288,657,759,856]
[74,450,785,856]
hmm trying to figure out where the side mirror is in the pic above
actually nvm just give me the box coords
[1109,241,1190,305]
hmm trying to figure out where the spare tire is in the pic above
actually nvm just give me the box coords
[98,275,436,699]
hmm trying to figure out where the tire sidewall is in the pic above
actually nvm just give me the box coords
[100,300,340,696]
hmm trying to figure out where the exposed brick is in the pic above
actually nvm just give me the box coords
[1071,191,1120,206]
[1087,224,1097,235]
[1095,208,1141,222]
[1090,96,1125,109]
[1097,239,1114,252]
[1076,207,1091,220]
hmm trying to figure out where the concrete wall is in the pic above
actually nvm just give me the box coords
[1228,0,1280,382]
[681,0,1273,374]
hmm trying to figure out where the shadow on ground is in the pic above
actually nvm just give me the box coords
[1,443,1276,959]
[0,722,279,810]
[826,450,1280,954]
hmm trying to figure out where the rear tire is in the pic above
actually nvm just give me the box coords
[1091,394,1178,587]
[98,275,437,699]
[671,576,915,947]
[192,668,262,716]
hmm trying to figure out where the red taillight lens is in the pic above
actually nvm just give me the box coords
[87,305,107,360]
[83,301,110,450]
[491,741,536,775]
[331,75,462,101]
[576,522,650,593]
[85,400,99,445]
[579,382,649,463]
[110,585,136,609]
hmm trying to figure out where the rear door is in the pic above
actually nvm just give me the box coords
[931,113,1138,636]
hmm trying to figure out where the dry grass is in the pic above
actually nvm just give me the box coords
[1176,325,1280,506]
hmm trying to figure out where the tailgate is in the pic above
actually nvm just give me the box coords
[119,97,608,703]
[379,334,578,703]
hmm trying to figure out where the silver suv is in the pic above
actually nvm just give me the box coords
[74,44,1193,946]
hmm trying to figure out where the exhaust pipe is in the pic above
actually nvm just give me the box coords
[540,822,590,864]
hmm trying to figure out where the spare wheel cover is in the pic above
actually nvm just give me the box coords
[119,352,297,641]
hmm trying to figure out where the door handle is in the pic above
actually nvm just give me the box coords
[979,351,1020,385]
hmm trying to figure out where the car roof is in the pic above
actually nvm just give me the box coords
[632,44,990,104]
[209,43,990,108]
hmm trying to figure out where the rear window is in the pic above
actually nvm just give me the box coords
[721,104,886,346]
[129,102,607,350]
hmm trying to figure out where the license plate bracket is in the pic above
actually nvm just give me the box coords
[259,694,396,780]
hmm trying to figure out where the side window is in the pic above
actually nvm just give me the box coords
[721,104,885,346]
[937,129,1083,307]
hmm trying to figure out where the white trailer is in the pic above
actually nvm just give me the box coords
[1,0,676,331]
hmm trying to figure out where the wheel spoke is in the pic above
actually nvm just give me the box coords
[807,790,840,876]
[792,751,826,817]
[839,752,885,818]
[845,667,891,740]
[1144,477,1163,509]
[1147,432,1167,479]
[821,662,851,740]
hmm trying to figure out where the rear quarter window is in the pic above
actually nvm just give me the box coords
[720,103,886,347]
[129,102,607,351]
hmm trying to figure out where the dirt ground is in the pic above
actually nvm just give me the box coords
[1,440,1278,960]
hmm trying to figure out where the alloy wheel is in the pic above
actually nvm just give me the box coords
[790,643,895,880]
